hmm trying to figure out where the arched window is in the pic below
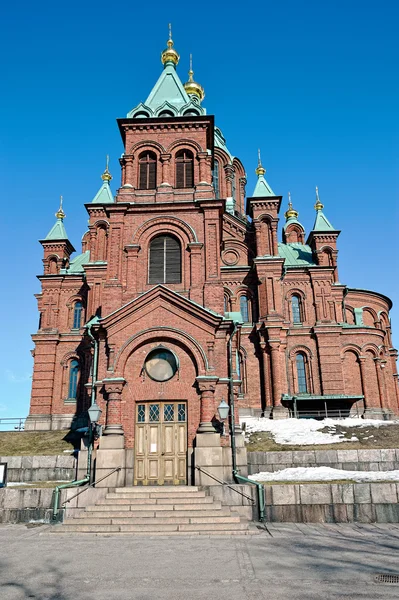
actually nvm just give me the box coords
[149,235,181,284]
[158,110,174,117]
[72,301,83,329]
[138,151,157,190]
[68,360,80,401]
[296,353,308,394]
[49,258,58,274]
[212,160,220,197]
[291,295,302,324]
[175,150,194,188]
[224,294,230,313]
[239,295,250,322]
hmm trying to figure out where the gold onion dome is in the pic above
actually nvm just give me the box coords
[101,155,112,182]
[285,192,299,219]
[161,24,180,66]
[184,55,205,101]
[314,186,324,211]
[255,149,266,176]
[55,195,65,220]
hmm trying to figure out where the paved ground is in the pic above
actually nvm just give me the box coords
[1,523,399,599]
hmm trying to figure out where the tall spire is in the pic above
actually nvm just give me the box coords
[312,186,335,231]
[44,196,69,240]
[55,195,65,220]
[101,155,112,182]
[91,157,114,204]
[314,186,324,211]
[255,149,266,176]
[161,23,180,68]
[284,192,299,220]
[252,150,275,197]
[184,54,205,101]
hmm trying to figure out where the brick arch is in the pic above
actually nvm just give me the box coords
[362,306,378,327]
[340,344,361,358]
[60,351,81,367]
[341,347,363,397]
[132,215,198,245]
[214,147,231,168]
[66,294,85,309]
[288,344,313,360]
[167,138,203,154]
[92,219,109,229]
[345,305,355,325]
[128,140,166,156]
[113,327,208,376]
[361,343,379,357]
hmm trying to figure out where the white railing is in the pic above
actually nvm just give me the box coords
[0,418,26,431]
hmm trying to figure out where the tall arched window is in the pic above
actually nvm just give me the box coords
[138,151,157,190]
[296,353,308,393]
[72,301,83,329]
[239,295,250,322]
[212,160,220,197]
[149,235,181,284]
[175,150,194,188]
[291,295,302,324]
[68,360,80,401]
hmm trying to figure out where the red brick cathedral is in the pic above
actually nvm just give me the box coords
[28,34,398,480]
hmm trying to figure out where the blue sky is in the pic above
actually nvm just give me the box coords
[1,1,398,419]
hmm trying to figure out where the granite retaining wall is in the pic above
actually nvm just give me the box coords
[1,455,76,483]
[248,448,399,475]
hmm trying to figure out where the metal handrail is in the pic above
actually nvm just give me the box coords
[52,466,121,520]
[195,466,255,503]
[62,467,122,506]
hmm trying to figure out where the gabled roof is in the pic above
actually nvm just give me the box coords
[60,250,90,274]
[43,218,69,241]
[278,242,316,266]
[91,180,114,204]
[312,210,335,231]
[100,285,224,329]
[252,173,275,197]
[127,63,206,119]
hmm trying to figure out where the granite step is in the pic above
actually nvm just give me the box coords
[75,509,234,519]
[54,522,250,534]
[113,486,201,494]
[106,491,207,500]
[64,515,241,526]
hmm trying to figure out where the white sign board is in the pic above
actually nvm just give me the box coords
[0,463,6,486]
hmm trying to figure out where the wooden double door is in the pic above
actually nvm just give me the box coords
[134,401,187,485]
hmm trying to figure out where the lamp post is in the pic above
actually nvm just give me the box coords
[217,399,229,435]
[86,402,102,481]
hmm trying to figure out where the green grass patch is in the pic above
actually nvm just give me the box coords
[0,431,76,456]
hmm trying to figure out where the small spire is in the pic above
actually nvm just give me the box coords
[101,155,112,182]
[255,149,266,176]
[314,186,324,211]
[184,53,205,101]
[161,23,180,67]
[55,195,66,220]
[284,192,299,220]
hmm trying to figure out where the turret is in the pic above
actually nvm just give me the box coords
[307,187,340,280]
[40,197,75,274]
[282,192,305,243]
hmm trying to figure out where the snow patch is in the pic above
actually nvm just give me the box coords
[249,466,399,483]
[241,416,398,446]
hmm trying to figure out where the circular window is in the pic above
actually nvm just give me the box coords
[144,348,178,382]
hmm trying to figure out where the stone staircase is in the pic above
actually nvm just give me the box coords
[53,486,257,535]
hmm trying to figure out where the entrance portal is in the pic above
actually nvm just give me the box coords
[134,401,187,485]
